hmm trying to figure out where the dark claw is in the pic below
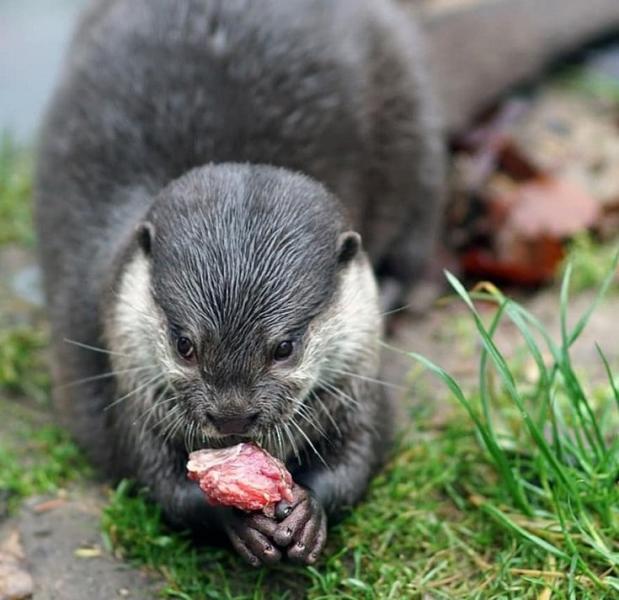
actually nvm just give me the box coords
[286,497,327,564]
[226,527,261,567]
[275,503,294,520]
[224,510,281,566]
[273,493,312,547]
[223,485,328,566]
[275,484,307,521]
[273,504,311,547]
[274,485,328,564]
[238,522,282,566]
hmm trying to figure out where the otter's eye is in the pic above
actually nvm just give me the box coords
[273,340,294,361]
[176,336,195,360]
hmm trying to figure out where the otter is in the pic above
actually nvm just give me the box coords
[34,0,619,566]
[35,0,433,565]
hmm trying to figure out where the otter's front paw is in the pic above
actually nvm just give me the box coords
[223,511,282,567]
[273,484,327,564]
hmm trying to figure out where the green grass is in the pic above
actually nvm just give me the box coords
[409,259,619,595]
[554,66,619,105]
[0,326,50,403]
[0,135,34,246]
[0,401,91,514]
[561,234,619,293]
[100,259,619,599]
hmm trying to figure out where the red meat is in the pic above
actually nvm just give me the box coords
[187,443,294,516]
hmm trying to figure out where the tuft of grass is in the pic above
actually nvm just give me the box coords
[410,252,619,595]
[0,135,34,246]
[0,326,50,403]
[0,415,91,514]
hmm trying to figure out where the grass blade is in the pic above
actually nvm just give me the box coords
[408,351,532,514]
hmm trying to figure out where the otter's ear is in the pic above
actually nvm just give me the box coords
[336,231,361,265]
[136,221,155,255]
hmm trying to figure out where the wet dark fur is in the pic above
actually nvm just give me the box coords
[35,0,441,540]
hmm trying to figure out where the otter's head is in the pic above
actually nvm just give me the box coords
[106,164,380,455]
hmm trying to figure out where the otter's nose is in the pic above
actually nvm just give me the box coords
[207,411,258,435]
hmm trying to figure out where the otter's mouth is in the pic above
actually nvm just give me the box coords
[200,427,257,446]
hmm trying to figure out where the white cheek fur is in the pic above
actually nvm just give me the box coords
[104,251,188,394]
[288,255,381,395]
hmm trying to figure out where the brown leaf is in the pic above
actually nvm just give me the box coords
[496,177,600,239]
[461,236,564,286]
[32,498,67,514]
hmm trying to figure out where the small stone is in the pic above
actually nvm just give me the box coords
[0,551,33,600]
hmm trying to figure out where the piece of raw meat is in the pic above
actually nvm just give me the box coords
[187,443,294,516]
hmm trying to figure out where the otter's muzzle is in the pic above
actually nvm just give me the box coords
[206,411,259,435]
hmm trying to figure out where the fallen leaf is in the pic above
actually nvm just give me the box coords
[74,546,102,559]
[32,498,66,514]
[496,177,600,238]
[461,236,564,285]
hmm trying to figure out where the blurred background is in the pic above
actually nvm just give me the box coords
[1,1,619,598]
[0,0,85,142]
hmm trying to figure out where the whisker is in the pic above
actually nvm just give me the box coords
[282,421,301,463]
[135,388,177,435]
[60,365,156,389]
[135,393,177,423]
[184,421,194,453]
[310,390,342,437]
[322,367,404,391]
[274,425,285,461]
[193,422,200,452]
[380,302,414,318]
[63,338,131,358]
[153,403,181,430]
[289,417,328,468]
[292,399,328,439]
[162,410,186,446]
[318,379,360,408]
[104,372,165,411]
[268,430,277,459]
[192,422,199,451]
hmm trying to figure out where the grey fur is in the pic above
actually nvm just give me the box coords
[36,0,434,533]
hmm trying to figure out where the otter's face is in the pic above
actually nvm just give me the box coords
[106,165,380,456]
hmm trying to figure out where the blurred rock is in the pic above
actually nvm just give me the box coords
[0,531,33,600]
[510,91,619,210]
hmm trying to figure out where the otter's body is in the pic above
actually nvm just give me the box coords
[35,0,440,564]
